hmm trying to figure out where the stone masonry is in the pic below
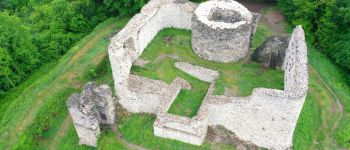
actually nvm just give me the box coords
[175,62,219,82]
[107,0,308,149]
[67,82,116,147]
[192,0,260,62]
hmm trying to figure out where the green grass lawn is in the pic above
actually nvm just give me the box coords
[131,28,284,117]
[98,131,128,150]
[118,114,233,150]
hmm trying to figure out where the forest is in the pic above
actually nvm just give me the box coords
[1,0,349,95]
[278,0,350,80]
[0,0,148,95]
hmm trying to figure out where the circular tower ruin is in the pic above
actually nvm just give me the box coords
[192,0,258,62]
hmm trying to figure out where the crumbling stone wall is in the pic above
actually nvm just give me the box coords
[191,0,260,62]
[125,75,191,113]
[67,82,116,147]
[108,0,197,113]
[207,26,308,149]
[175,62,219,82]
[107,0,308,149]
[283,26,308,98]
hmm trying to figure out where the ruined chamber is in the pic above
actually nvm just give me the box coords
[192,0,260,62]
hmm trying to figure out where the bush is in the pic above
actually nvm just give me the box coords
[277,0,350,81]
[88,56,109,79]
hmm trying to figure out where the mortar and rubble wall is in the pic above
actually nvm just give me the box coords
[107,0,308,149]
[191,0,260,62]
[108,0,197,113]
[207,25,307,149]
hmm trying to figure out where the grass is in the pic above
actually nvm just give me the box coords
[118,114,233,150]
[98,131,128,150]
[307,45,350,149]
[336,117,350,148]
[0,60,57,121]
[57,125,95,150]
[292,45,350,149]
[131,59,210,117]
[0,4,349,150]
[250,23,274,51]
[256,7,350,149]
[292,95,321,150]
[288,23,350,150]
[12,88,76,150]
[131,28,283,117]
[0,16,132,149]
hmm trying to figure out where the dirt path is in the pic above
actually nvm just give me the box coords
[49,117,148,150]
[4,86,63,149]
[310,67,344,128]
[48,117,72,150]
[2,22,119,149]
[238,1,345,148]
[237,0,287,35]
[309,66,344,149]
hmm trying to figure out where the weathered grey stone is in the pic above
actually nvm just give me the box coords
[251,12,261,37]
[252,35,289,69]
[191,0,260,62]
[67,82,116,147]
[133,58,150,67]
[175,62,219,82]
[207,125,262,150]
[107,0,308,148]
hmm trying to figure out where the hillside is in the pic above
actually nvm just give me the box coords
[0,1,349,150]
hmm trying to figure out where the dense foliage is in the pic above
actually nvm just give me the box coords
[278,0,350,82]
[278,0,350,148]
[0,0,148,95]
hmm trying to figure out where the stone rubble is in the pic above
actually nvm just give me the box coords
[67,82,116,147]
[252,35,289,69]
[133,58,150,67]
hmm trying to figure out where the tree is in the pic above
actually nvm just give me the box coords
[0,12,39,91]
[103,0,148,15]
[0,48,14,91]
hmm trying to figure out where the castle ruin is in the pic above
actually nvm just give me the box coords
[68,0,309,149]
[192,0,260,62]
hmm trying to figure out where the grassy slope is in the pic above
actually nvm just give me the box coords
[257,7,350,149]
[274,11,350,150]
[0,16,131,149]
[293,46,350,149]
[0,4,348,150]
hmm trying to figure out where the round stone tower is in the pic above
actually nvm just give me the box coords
[191,0,259,62]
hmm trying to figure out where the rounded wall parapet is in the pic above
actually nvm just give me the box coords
[195,0,252,30]
[191,0,258,63]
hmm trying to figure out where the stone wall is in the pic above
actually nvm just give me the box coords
[283,26,308,98]
[207,26,308,149]
[108,0,308,149]
[191,0,260,62]
[174,62,219,82]
[67,82,116,147]
[108,0,197,113]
